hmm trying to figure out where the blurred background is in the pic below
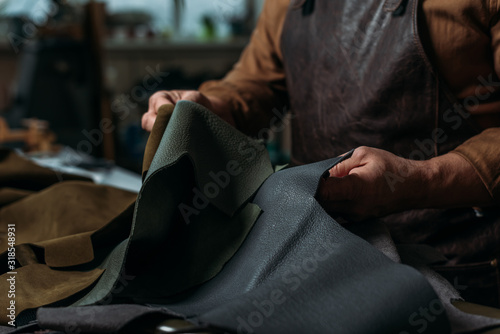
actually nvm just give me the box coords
[0,0,289,177]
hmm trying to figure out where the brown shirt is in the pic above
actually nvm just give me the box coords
[199,0,500,200]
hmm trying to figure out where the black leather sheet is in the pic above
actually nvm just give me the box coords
[156,156,450,334]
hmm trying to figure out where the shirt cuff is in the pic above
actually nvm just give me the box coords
[451,127,500,201]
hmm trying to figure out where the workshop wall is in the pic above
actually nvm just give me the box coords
[0,0,289,174]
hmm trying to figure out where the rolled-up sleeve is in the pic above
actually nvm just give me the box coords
[450,2,500,202]
[199,0,290,135]
[452,127,500,201]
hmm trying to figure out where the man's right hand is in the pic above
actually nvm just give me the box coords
[142,90,234,132]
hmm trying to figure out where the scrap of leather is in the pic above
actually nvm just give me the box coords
[0,188,34,207]
[0,181,135,251]
[0,264,104,325]
[0,150,137,323]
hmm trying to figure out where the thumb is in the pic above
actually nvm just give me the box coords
[328,153,363,178]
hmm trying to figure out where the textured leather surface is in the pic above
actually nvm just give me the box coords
[0,150,137,325]
[149,156,450,333]
[142,104,174,175]
[72,100,274,306]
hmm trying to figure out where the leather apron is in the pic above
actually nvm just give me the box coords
[280,0,500,306]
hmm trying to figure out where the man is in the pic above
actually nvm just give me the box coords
[143,0,500,304]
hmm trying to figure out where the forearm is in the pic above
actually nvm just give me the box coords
[200,79,288,135]
[318,147,496,221]
[410,152,495,209]
[204,93,236,127]
[198,0,289,136]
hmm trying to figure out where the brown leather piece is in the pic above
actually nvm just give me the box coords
[0,181,136,253]
[0,264,104,325]
[453,300,500,320]
[0,188,34,207]
[37,232,95,268]
[15,244,39,266]
[142,104,174,175]
[0,150,137,323]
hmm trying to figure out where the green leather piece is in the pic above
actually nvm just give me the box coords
[146,100,273,216]
[74,100,273,306]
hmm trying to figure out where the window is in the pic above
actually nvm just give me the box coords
[106,0,247,38]
[2,0,263,40]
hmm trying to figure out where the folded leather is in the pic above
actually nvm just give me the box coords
[71,100,273,307]
[152,157,451,333]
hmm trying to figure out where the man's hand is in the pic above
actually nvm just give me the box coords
[142,90,234,132]
[317,146,493,221]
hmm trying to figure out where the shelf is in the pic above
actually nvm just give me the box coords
[104,37,249,56]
